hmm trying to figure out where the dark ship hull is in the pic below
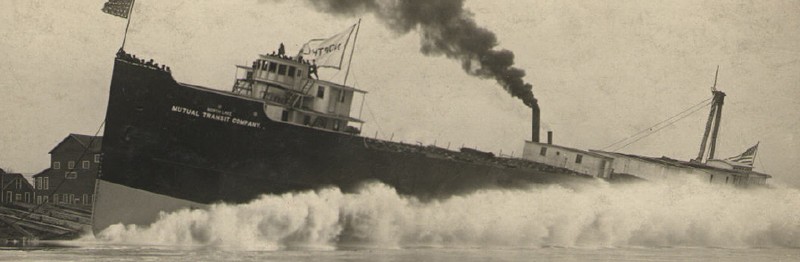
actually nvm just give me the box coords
[92,58,587,232]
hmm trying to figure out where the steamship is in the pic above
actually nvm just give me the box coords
[91,49,587,232]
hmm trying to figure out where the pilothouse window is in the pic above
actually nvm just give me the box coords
[281,110,289,121]
[268,62,277,72]
[288,66,296,78]
[317,86,325,98]
[278,64,287,75]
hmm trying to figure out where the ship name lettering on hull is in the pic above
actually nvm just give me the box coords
[171,105,261,128]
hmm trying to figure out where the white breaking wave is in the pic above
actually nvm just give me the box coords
[96,178,800,250]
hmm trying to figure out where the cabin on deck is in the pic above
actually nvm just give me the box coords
[231,52,366,134]
[1,169,34,204]
[521,132,613,178]
[591,151,770,186]
[32,134,102,206]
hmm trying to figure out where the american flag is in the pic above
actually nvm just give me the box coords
[102,0,133,19]
[725,144,759,166]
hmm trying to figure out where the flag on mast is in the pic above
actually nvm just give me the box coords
[725,143,759,166]
[102,0,133,19]
[298,24,357,69]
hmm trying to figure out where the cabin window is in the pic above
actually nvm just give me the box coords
[53,161,60,169]
[333,120,341,131]
[278,64,287,75]
[575,154,583,164]
[268,62,277,72]
[95,154,101,163]
[725,176,729,184]
[281,110,289,121]
[303,115,311,125]
[68,161,75,169]
[65,172,78,179]
[539,147,547,156]
[246,71,253,79]
[317,86,325,98]
[287,66,296,78]
[339,91,346,103]
[297,69,303,77]
[83,160,90,169]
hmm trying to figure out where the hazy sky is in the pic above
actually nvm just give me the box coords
[1,1,798,187]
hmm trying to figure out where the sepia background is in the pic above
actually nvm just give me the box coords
[1,0,798,187]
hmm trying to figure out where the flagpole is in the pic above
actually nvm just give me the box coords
[121,0,135,50]
[342,18,361,87]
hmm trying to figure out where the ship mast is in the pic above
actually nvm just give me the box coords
[694,66,726,163]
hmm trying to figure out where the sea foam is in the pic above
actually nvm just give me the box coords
[96,178,800,250]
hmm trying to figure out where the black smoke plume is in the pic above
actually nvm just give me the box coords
[296,0,538,108]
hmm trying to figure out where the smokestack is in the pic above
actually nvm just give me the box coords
[290,0,539,110]
[547,131,553,145]
[532,105,540,143]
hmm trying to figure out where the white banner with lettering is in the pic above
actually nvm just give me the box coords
[299,24,356,69]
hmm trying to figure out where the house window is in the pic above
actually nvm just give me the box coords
[43,177,49,190]
[575,154,583,164]
[65,172,78,179]
[83,161,90,169]
[25,193,30,203]
[317,86,325,98]
[5,192,11,203]
[277,64,287,75]
[43,196,48,203]
[15,194,21,201]
[53,194,59,204]
[68,161,75,169]
[539,147,547,156]
[287,66,296,78]
[16,179,22,189]
[53,161,61,169]
[83,194,89,205]
[36,178,41,190]
[37,196,42,204]
[95,154,101,163]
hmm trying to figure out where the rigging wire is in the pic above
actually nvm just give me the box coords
[610,100,712,152]
[601,97,713,151]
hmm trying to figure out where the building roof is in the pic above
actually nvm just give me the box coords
[1,172,33,191]
[48,134,103,154]
[32,168,51,178]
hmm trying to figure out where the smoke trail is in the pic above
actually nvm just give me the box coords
[294,0,538,108]
[97,180,800,250]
